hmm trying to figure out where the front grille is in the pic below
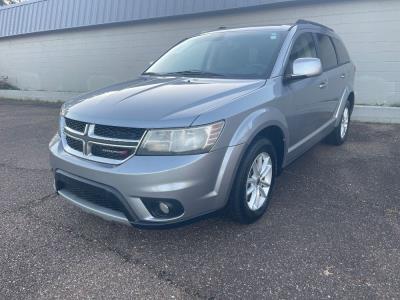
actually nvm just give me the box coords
[94,124,145,140]
[56,173,126,213]
[91,144,134,160]
[66,135,83,152]
[65,118,86,133]
[62,117,146,163]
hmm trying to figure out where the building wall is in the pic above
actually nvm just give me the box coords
[0,0,399,106]
[0,0,315,39]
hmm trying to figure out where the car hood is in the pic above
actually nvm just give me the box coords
[64,76,265,128]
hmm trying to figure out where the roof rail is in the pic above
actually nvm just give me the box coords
[295,19,334,31]
[200,26,227,34]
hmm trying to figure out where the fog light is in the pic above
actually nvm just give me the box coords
[159,202,170,214]
[141,198,184,219]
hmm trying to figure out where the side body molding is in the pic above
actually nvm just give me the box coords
[334,87,350,127]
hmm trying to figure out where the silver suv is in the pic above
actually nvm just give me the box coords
[49,20,355,227]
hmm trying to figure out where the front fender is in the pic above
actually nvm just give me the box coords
[229,107,289,149]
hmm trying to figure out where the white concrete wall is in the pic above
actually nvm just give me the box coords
[0,0,399,106]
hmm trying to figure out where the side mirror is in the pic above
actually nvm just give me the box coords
[288,58,322,80]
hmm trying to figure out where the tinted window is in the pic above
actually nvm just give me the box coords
[287,33,317,73]
[145,30,288,79]
[332,38,350,64]
[316,34,338,70]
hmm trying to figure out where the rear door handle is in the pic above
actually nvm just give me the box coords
[340,73,346,78]
[319,81,328,89]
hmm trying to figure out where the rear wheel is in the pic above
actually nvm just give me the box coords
[229,138,277,224]
[326,100,351,145]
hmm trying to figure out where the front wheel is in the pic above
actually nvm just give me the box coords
[326,100,351,145]
[228,138,277,224]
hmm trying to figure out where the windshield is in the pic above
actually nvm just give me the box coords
[144,30,288,79]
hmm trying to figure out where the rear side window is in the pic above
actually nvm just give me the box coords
[332,38,350,64]
[316,34,338,70]
[287,33,317,73]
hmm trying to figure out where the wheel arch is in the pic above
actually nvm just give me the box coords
[224,121,288,212]
[348,91,355,114]
[229,108,289,175]
[256,125,286,174]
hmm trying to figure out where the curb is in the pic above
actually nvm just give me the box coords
[0,90,80,103]
[352,105,400,124]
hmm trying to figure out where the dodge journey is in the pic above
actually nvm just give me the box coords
[49,20,355,227]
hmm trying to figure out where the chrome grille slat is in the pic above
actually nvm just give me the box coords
[61,117,146,164]
[87,124,140,145]
[64,126,87,137]
[65,135,84,152]
[88,140,139,148]
[94,124,145,140]
[65,118,86,134]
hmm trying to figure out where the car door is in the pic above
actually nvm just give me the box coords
[315,33,343,121]
[283,31,328,146]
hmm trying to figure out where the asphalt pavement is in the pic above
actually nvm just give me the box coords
[0,99,399,299]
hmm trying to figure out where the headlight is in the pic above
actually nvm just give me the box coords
[137,121,224,155]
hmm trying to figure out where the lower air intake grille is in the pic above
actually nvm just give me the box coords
[56,173,126,214]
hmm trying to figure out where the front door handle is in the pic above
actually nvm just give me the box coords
[319,81,328,89]
[340,73,346,78]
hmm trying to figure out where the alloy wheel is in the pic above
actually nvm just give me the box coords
[340,107,349,139]
[246,152,273,211]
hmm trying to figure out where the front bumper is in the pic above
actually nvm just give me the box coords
[50,137,244,227]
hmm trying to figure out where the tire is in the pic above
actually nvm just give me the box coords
[229,138,277,224]
[326,100,351,145]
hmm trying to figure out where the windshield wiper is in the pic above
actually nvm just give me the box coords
[161,70,225,78]
[142,72,164,76]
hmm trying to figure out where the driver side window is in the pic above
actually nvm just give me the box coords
[287,33,317,74]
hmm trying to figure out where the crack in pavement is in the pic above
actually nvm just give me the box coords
[2,193,57,216]
[19,207,210,300]
[0,162,211,298]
